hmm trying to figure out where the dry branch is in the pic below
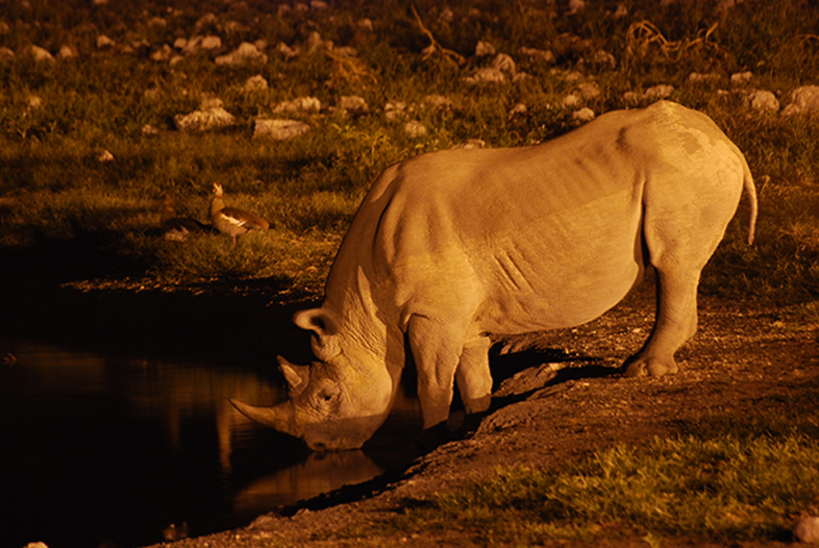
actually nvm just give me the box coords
[410,4,466,66]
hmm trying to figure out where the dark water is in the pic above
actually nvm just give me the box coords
[0,284,423,548]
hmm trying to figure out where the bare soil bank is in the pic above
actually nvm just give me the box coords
[137,280,818,548]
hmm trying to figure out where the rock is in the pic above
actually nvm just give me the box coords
[562,93,581,108]
[142,124,160,136]
[572,107,595,123]
[424,94,451,110]
[475,40,496,57]
[96,34,115,49]
[0,47,14,61]
[491,53,516,74]
[358,18,374,31]
[384,101,408,121]
[150,44,172,62]
[174,103,236,132]
[404,120,427,138]
[643,84,675,101]
[508,103,527,119]
[783,85,819,116]
[97,149,114,162]
[730,71,753,85]
[795,517,819,543]
[520,46,555,63]
[463,67,507,84]
[689,71,722,84]
[277,42,299,58]
[244,74,268,92]
[215,42,268,65]
[29,45,54,62]
[253,118,310,140]
[57,45,77,59]
[274,96,322,114]
[339,95,369,115]
[568,0,585,14]
[590,49,616,68]
[576,82,601,100]
[747,90,779,112]
[201,35,222,51]
[452,138,485,150]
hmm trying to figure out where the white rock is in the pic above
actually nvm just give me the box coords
[195,13,218,32]
[572,107,595,123]
[404,120,427,138]
[643,84,674,101]
[339,95,369,114]
[357,18,374,31]
[173,37,187,50]
[590,49,616,67]
[424,94,451,109]
[786,85,819,115]
[97,149,114,162]
[747,90,779,112]
[244,74,268,92]
[29,45,54,62]
[463,67,507,84]
[27,95,43,109]
[274,96,322,114]
[0,47,15,61]
[174,105,236,132]
[613,4,628,18]
[491,53,516,74]
[0,21,11,35]
[253,118,310,140]
[795,517,819,543]
[520,47,555,63]
[142,124,160,136]
[568,0,585,14]
[201,35,222,50]
[508,103,528,118]
[730,71,753,85]
[96,34,115,49]
[57,45,77,59]
[562,93,581,108]
[453,138,485,149]
[384,101,408,121]
[576,82,601,100]
[475,40,496,57]
[215,42,268,65]
[689,71,722,84]
[310,0,329,9]
[277,42,299,58]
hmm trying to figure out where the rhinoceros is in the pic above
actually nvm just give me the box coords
[231,101,758,450]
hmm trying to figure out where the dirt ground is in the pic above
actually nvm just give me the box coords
[144,282,819,548]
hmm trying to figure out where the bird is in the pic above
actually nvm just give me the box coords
[157,194,208,241]
[209,183,269,245]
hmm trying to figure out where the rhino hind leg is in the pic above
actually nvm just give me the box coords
[625,269,699,377]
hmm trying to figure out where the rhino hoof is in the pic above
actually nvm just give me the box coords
[624,356,678,377]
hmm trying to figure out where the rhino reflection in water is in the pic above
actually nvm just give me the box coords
[231,101,758,451]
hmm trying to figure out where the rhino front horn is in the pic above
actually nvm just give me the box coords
[230,399,302,438]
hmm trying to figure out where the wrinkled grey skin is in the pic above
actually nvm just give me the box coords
[232,101,758,451]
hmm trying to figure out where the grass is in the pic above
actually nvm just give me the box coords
[0,0,818,301]
[379,383,819,545]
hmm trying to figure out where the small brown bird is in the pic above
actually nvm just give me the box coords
[209,183,269,245]
[158,194,207,241]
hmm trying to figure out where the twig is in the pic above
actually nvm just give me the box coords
[410,4,465,66]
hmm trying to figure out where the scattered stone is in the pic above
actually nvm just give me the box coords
[453,138,485,150]
[520,46,555,63]
[174,102,236,132]
[562,93,581,108]
[613,3,629,17]
[643,84,675,101]
[253,118,310,140]
[463,67,507,84]
[150,44,172,62]
[142,124,160,136]
[57,45,77,59]
[305,31,331,53]
[97,149,115,162]
[689,71,722,84]
[590,49,616,68]
[491,53,516,74]
[475,40,496,57]
[730,71,753,85]
[310,0,330,9]
[194,13,219,33]
[439,7,455,23]
[795,517,819,543]
[568,0,586,14]
[277,42,299,58]
[384,101,408,121]
[576,82,601,100]
[148,16,167,28]
[339,95,369,115]
[357,18,374,31]
[0,21,11,35]
[244,74,268,92]
[173,37,187,50]
[30,45,54,62]
[404,120,427,138]
[782,85,819,116]
[424,94,451,110]
[26,95,43,110]
[0,47,14,61]
[96,34,115,49]
[572,107,595,123]
[274,96,322,114]
[215,42,268,65]
[508,103,528,119]
[746,90,779,112]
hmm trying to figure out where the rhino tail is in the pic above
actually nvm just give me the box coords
[742,158,759,246]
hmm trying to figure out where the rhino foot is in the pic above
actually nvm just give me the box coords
[624,355,679,377]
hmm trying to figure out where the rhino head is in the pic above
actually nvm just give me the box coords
[231,308,395,451]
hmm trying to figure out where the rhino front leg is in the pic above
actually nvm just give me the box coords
[625,269,699,377]
[455,336,493,415]
[407,315,466,429]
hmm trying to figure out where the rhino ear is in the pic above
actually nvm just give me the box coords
[293,308,338,337]
[277,355,310,398]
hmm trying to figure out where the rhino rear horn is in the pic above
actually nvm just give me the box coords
[277,355,310,397]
